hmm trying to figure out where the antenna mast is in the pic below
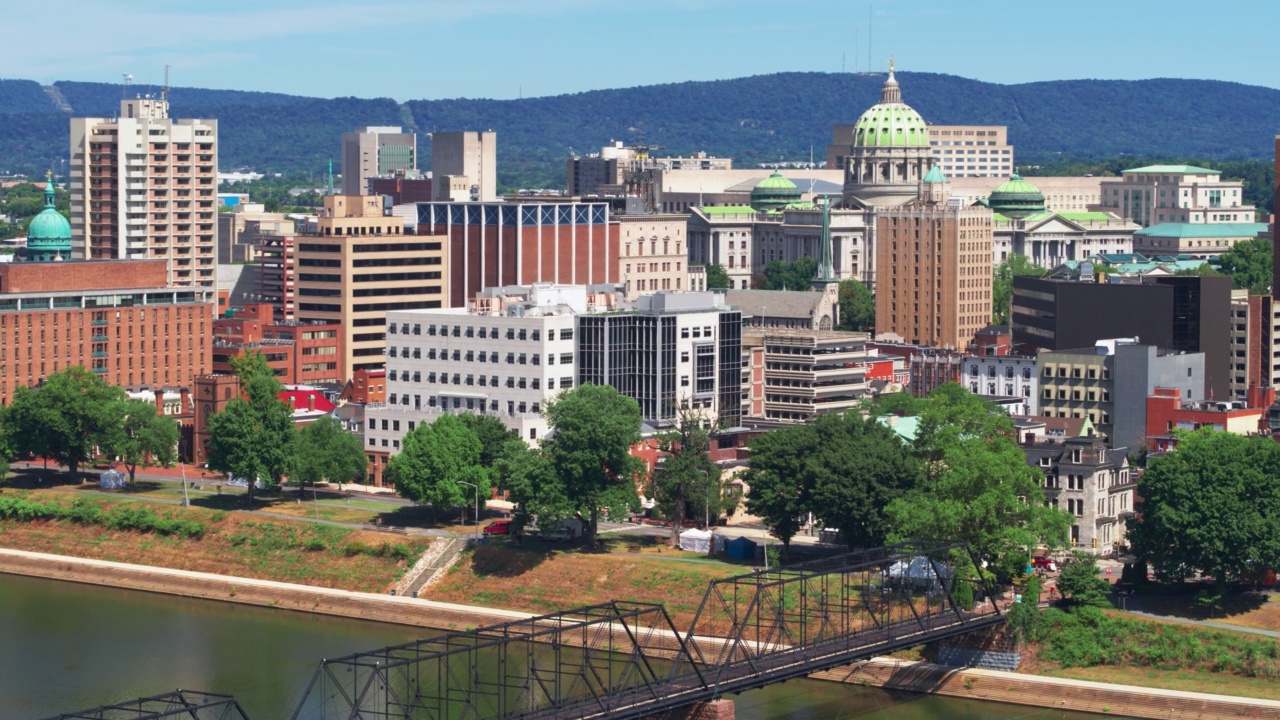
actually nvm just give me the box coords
[122,73,133,99]
[161,65,171,103]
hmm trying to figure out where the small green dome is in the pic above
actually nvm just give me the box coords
[851,70,929,149]
[922,165,947,184]
[987,174,1045,220]
[750,171,802,211]
[21,176,72,262]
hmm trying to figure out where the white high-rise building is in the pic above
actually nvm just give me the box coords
[70,97,218,286]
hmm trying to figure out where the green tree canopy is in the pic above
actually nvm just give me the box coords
[290,415,367,490]
[651,412,724,547]
[1214,237,1271,295]
[2,366,126,481]
[806,413,921,549]
[992,255,1047,325]
[205,351,295,506]
[761,257,818,291]
[1129,428,1280,592]
[836,279,875,332]
[884,385,1072,579]
[542,384,643,543]
[704,263,731,290]
[386,414,488,515]
[458,413,521,468]
[105,398,179,483]
[744,423,818,550]
[1056,552,1111,606]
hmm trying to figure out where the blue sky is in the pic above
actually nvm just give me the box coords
[7,0,1274,100]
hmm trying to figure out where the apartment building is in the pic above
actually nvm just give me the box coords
[875,193,994,349]
[0,259,213,405]
[1023,435,1133,554]
[293,195,447,379]
[431,131,497,202]
[341,126,416,196]
[70,97,218,286]
[364,284,605,464]
[1037,338,1204,451]
[578,292,742,428]
[1098,165,1258,226]
[618,214,689,298]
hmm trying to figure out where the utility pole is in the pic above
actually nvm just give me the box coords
[457,480,479,541]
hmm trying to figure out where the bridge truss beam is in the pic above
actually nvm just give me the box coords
[37,690,250,720]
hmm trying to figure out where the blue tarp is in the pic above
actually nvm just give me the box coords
[725,536,758,560]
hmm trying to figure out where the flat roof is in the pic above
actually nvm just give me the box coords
[1135,222,1268,239]
[1122,165,1220,175]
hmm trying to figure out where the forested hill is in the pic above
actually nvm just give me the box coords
[2,72,1278,185]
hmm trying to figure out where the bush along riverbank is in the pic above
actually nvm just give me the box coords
[0,489,427,591]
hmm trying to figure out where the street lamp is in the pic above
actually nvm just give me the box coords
[457,480,479,542]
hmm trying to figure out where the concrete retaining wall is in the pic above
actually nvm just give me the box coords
[935,645,1022,671]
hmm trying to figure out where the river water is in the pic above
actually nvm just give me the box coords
[0,574,1123,719]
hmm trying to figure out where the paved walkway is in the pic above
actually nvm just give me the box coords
[1118,597,1280,638]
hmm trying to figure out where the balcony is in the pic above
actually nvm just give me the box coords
[92,334,109,342]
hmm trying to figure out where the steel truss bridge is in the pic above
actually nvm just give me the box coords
[37,690,250,720]
[289,540,1003,720]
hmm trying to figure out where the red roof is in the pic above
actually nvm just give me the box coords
[277,389,335,413]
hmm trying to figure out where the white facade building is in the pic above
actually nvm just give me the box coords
[364,284,601,454]
[962,355,1039,415]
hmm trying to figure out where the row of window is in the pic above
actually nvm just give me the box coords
[387,322,572,342]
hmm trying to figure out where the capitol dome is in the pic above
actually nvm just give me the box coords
[749,171,802,211]
[987,174,1046,220]
[850,70,929,149]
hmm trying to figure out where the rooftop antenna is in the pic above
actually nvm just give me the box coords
[161,64,171,103]
[326,158,334,196]
[868,5,873,74]
[122,73,133,99]
[854,24,859,73]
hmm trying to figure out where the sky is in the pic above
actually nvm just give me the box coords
[5,0,1275,101]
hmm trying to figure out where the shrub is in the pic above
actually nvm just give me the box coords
[303,538,328,552]
[343,541,370,557]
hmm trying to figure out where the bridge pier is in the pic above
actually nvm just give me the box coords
[644,698,735,720]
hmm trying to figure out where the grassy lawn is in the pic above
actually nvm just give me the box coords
[424,542,746,628]
[1043,664,1280,702]
[0,488,428,592]
[1130,593,1280,633]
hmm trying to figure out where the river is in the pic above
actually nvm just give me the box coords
[1,573,1123,719]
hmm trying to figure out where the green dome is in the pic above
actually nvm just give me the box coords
[750,171,802,211]
[987,174,1045,220]
[22,177,72,262]
[922,165,947,184]
[851,71,929,148]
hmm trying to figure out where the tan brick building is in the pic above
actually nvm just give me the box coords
[294,195,448,379]
[618,214,689,298]
[875,174,993,349]
[0,259,213,405]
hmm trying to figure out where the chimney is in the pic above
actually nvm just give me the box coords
[307,393,315,411]
[154,389,164,411]
[179,387,190,413]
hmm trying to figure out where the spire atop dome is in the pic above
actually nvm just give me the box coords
[881,57,901,103]
[44,170,55,208]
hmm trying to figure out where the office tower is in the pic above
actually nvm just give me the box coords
[293,195,448,379]
[340,126,416,196]
[70,97,218,286]
[431,131,497,202]
[874,169,994,349]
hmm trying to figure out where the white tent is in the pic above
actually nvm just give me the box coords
[678,528,726,553]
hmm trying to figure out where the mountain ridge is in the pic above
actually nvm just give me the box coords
[1,72,1277,183]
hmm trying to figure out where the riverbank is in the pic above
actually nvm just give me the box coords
[823,658,1280,719]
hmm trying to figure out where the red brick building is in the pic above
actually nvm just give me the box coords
[338,368,386,405]
[211,303,342,386]
[1146,387,1267,453]
[0,260,212,406]
[414,201,620,307]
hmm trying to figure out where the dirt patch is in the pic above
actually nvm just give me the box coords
[424,543,742,628]
[0,489,428,592]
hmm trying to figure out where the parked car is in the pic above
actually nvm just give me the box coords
[483,519,511,536]
[1032,556,1058,572]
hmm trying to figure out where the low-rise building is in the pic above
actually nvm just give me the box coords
[741,329,871,424]
[1023,434,1132,554]
[961,354,1038,415]
[1146,387,1267,453]
[1132,222,1268,258]
[1098,165,1258,227]
[211,302,343,385]
[618,214,689,298]
[1037,338,1205,451]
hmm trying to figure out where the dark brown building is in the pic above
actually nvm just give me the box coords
[0,260,213,406]
[1012,274,1231,401]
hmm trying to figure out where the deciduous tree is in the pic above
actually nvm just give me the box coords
[386,414,488,519]
[992,255,1046,325]
[458,413,521,468]
[1056,552,1111,606]
[106,398,179,483]
[1215,237,1272,295]
[705,263,731,290]
[1,366,126,482]
[290,415,367,491]
[1129,428,1280,593]
[744,423,817,551]
[836,279,875,332]
[652,412,724,548]
[205,352,295,506]
[542,384,642,544]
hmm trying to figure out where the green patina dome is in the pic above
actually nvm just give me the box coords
[987,174,1046,220]
[922,165,947,184]
[851,70,929,148]
[750,171,802,211]
[21,176,72,262]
